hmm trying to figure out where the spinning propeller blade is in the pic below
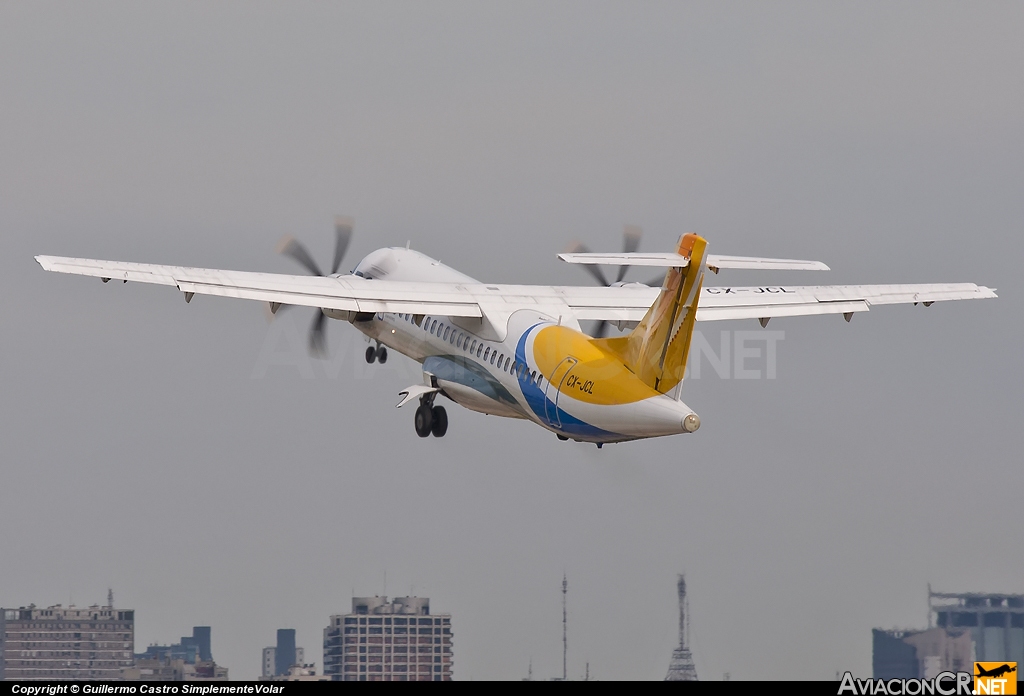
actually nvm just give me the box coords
[275,216,355,356]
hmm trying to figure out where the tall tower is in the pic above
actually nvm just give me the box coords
[665,574,698,681]
[561,575,568,681]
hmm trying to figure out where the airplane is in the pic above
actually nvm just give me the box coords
[975,664,1017,679]
[35,218,996,447]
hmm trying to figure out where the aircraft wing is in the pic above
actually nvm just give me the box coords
[552,282,996,323]
[36,256,995,324]
[694,283,997,321]
[34,256,484,317]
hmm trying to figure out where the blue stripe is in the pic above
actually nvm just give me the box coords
[514,324,617,439]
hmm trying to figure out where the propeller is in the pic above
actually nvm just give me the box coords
[274,216,354,357]
[564,224,652,339]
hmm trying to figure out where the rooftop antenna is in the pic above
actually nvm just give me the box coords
[927,582,932,628]
[107,588,114,608]
[562,574,568,681]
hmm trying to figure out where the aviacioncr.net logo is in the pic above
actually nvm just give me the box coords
[838,671,973,695]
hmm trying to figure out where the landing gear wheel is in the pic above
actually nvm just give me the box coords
[556,434,568,441]
[376,346,388,364]
[430,406,448,438]
[365,346,376,364]
[414,404,433,438]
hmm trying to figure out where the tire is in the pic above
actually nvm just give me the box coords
[414,404,433,438]
[430,406,448,438]
[365,346,376,364]
[377,347,388,364]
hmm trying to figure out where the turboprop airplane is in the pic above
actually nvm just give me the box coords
[35,218,996,446]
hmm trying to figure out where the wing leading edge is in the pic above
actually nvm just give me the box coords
[34,255,483,317]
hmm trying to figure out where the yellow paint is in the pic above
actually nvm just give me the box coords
[594,233,706,394]
[532,325,660,405]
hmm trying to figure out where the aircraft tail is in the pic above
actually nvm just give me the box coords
[594,233,707,394]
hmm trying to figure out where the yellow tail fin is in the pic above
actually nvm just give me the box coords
[594,233,707,394]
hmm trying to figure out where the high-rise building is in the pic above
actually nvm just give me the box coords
[128,625,227,681]
[136,626,213,664]
[0,603,134,680]
[930,589,1024,664]
[261,631,304,678]
[323,596,453,681]
[262,647,275,679]
[275,629,296,677]
[873,588,1024,678]
[665,575,698,681]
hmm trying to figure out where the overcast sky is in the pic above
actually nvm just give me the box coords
[1,1,1021,681]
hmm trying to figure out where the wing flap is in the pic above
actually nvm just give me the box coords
[697,300,868,322]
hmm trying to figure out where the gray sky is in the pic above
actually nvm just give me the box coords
[1,1,1021,680]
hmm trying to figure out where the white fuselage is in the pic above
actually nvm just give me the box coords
[344,247,698,443]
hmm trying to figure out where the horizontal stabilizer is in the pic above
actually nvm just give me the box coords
[558,252,690,267]
[705,255,829,272]
[558,252,828,271]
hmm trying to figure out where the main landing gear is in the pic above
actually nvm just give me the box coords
[414,394,448,438]
[365,342,388,364]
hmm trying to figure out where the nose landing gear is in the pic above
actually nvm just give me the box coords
[414,393,447,438]
[365,342,388,364]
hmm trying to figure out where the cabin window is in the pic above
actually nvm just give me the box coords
[430,320,437,335]
[490,351,497,365]
[531,370,537,384]
[469,340,476,353]
[456,333,463,348]
[504,357,511,372]
[477,344,483,358]
[483,347,490,361]
[443,326,450,341]
[496,353,503,367]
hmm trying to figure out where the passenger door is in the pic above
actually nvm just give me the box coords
[543,357,578,428]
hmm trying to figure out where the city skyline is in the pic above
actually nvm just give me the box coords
[1,1,1021,680]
